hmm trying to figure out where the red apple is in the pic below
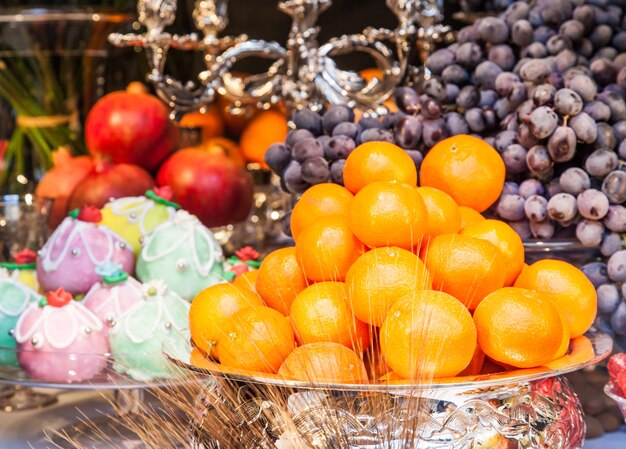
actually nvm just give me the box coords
[85,84,179,171]
[157,149,254,227]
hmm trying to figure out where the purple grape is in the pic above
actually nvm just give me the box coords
[517,99,535,123]
[502,181,520,196]
[577,188,610,220]
[475,61,503,90]
[497,194,526,221]
[608,250,626,283]
[301,156,330,185]
[323,135,355,160]
[478,17,509,44]
[560,19,585,42]
[601,233,623,257]
[382,112,406,129]
[547,126,577,162]
[455,42,483,69]
[357,117,383,132]
[597,283,621,314]
[519,59,552,83]
[286,129,314,147]
[422,119,448,148]
[584,149,618,178]
[502,144,527,173]
[517,123,540,149]
[573,5,596,32]
[576,219,605,247]
[590,24,613,49]
[265,143,292,174]
[554,49,578,72]
[598,91,626,121]
[456,85,481,110]
[502,112,518,131]
[620,140,626,160]
[547,193,578,221]
[394,115,422,149]
[578,38,595,58]
[330,159,345,186]
[568,112,597,144]
[405,150,423,170]
[457,25,480,44]
[479,90,498,108]
[541,1,573,26]
[422,98,442,120]
[611,303,626,335]
[529,106,559,139]
[291,137,324,163]
[322,105,354,134]
[332,122,359,140]
[280,211,292,237]
[559,167,591,195]
[530,219,556,239]
[445,84,460,103]
[445,112,469,135]
[465,108,486,133]
[512,20,533,47]
[359,128,394,144]
[613,121,626,142]
[533,26,557,44]
[605,205,626,233]
[564,74,597,102]
[509,219,532,240]
[488,45,516,71]
[525,195,549,221]
[293,109,322,135]
[602,171,626,204]
[494,98,513,119]
[442,65,469,85]
[533,84,556,106]
[591,58,617,87]
[614,32,626,52]
[546,178,563,198]
[426,49,456,75]
[508,83,528,108]
[595,123,618,151]
[583,100,611,122]
[423,78,447,102]
[526,145,553,175]
[596,47,619,61]
[283,160,310,193]
[495,72,520,97]
[524,42,549,59]
[583,262,610,288]
[554,88,584,116]
[494,130,517,153]
[504,2,530,26]
[519,179,545,198]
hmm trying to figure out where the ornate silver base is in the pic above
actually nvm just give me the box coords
[190,375,585,449]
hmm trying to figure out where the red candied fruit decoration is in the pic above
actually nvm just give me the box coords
[45,288,73,308]
[77,205,103,223]
[153,185,173,201]
[235,246,260,262]
[13,249,37,265]
[608,353,626,396]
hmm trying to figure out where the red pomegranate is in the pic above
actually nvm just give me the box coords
[85,83,179,171]
[68,160,155,211]
[157,149,254,228]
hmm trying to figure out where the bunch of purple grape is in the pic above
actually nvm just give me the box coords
[583,250,626,346]
[398,0,626,255]
[264,105,421,195]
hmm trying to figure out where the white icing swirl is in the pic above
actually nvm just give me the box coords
[15,301,104,349]
[83,277,143,317]
[38,218,132,273]
[140,211,223,277]
[106,196,176,235]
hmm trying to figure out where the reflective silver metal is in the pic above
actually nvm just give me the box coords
[109,0,453,118]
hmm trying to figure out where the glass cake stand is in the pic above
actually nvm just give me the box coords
[0,346,187,448]
[163,331,612,449]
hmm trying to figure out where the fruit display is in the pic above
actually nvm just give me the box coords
[189,140,598,383]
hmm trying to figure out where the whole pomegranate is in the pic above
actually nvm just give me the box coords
[85,83,178,171]
[157,149,253,227]
[68,160,154,211]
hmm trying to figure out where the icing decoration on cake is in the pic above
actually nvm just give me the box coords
[100,189,178,255]
[36,211,135,295]
[0,269,41,366]
[223,246,262,281]
[14,289,109,382]
[110,279,190,381]
[135,210,225,301]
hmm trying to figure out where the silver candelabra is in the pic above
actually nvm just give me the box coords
[109,0,453,119]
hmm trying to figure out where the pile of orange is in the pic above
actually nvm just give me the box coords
[189,135,597,384]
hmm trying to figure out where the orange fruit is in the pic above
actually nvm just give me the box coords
[343,142,417,194]
[256,247,308,315]
[459,206,485,229]
[513,259,597,338]
[289,282,371,351]
[461,219,525,286]
[195,137,245,166]
[380,290,477,379]
[179,108,225,141]
[232,270,259,294]
[422,233,506,310]
[218,306,296,373]
[346,246,432,327]
[278,342,368,383]
[189,283,264,358]
[290,183,354,241]
[420,134,505,212]
[240,110,288,164]
[295,215,365,282]
[473,287,567,368]
[349,181,428,250]
[416,186,462,239]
